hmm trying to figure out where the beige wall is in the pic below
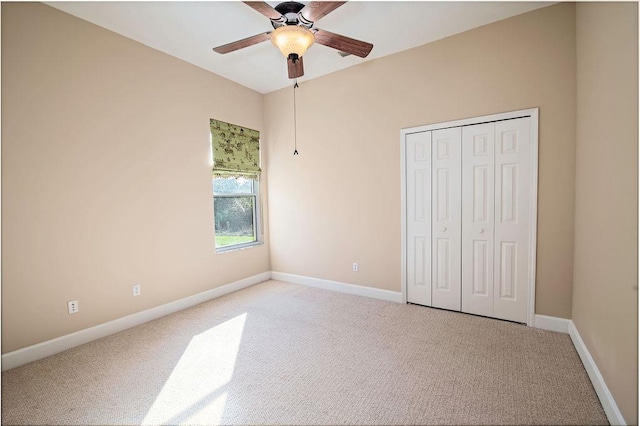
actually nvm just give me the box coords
[1,3,270,353]
[573,3,638,424]
[3,2,638,421]
[265,3,577,318]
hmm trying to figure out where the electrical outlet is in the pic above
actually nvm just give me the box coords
[352,262,359,272]
[133,284,141,297]
[68,300,79,314]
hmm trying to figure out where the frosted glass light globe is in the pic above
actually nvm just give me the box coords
[271,25,315,58]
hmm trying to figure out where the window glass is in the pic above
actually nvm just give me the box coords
[213,177,259,250]
[213,177,254,194]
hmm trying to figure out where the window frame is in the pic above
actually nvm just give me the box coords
[213,176,262,253]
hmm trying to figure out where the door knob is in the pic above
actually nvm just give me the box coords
[479,228,484,233]
[441,227,447,232]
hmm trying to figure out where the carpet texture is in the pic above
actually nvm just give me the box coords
[2,280,607,425]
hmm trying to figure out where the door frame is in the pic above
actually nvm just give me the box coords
[400,108,539,326]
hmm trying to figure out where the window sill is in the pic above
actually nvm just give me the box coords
[215,241,263,254]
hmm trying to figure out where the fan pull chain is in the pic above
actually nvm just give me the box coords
[293,80,299,155]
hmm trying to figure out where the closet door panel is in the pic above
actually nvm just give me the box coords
[431,127,462,311]
[406,131,432,306]
[462,123,495,317]
[493,117,531,323]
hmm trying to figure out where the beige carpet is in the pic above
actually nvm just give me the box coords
[2,280,607,425]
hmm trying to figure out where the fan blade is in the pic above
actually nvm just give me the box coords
[313,29,373,58]
[243,1,284,21]
[299,1,346,23]
[287,56,304,79]
[213,32,271,54]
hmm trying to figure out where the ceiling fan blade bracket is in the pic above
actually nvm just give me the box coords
[297,13,314,28]
[270,16,287,26]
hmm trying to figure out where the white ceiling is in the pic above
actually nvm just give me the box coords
[45,1,553,94]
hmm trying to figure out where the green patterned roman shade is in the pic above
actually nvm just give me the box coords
[210,119,261,179]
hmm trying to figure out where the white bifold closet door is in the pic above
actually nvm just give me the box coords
[406,116,532,323]
[406,131,432,307]
[491,118,531,323]
[461,123,495,317]
[431,128,462,311]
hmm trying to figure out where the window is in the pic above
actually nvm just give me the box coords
[210,119,261,252]
[213,176,260,250]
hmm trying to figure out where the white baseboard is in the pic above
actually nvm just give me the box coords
[1,272,271,372]
[271,271,403,303]
[533,314,571,333]
[568,321,626,425]
[532,315,625,424]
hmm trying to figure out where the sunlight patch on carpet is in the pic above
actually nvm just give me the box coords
[142,313,247,425]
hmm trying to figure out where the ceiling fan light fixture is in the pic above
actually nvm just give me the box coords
[271,25,315,58]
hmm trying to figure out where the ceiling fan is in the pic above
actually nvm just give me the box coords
[213,1,373,79]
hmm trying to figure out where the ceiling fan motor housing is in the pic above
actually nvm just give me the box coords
[272,1,310,28]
